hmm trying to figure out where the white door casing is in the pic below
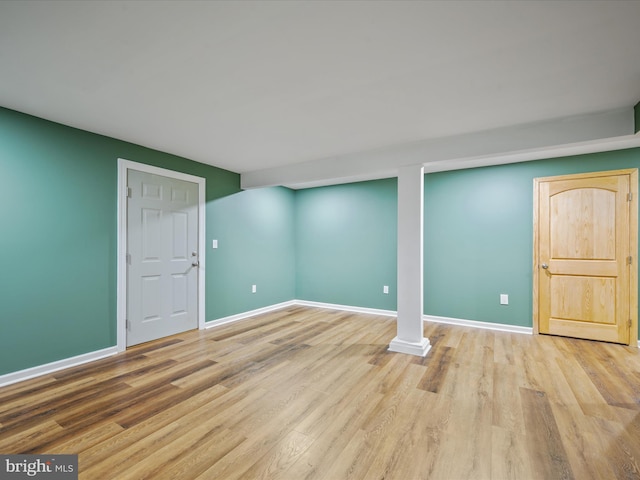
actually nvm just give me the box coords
[117,159,206,350]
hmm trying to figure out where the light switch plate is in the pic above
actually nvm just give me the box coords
[500,294,509,305]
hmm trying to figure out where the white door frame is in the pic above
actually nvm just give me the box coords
[117,158,206,352]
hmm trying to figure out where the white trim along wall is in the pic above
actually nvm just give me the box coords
[0,347,119,388]
[423,314,533,335]
[6,299,640,388]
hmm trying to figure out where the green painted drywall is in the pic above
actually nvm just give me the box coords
[0,106,296,376]
[424,167,534,326]
[424,147,640,336]
[3,103,639,378]
[635,101,640,134]
[295,178,397,310]
[208,187,296,319]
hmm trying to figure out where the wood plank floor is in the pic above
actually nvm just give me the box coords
[1,305,640,479]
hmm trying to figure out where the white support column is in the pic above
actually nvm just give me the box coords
[389,164,431,357]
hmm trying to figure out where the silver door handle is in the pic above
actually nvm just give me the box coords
[192,261,200,267]
[541,263,549,269]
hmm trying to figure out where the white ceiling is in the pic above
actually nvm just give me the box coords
[1,0,640,188]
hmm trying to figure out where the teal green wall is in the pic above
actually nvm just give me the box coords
[281,149,640,339]
[3,104,639,377]
[208,187,296,319]
[295,179,397,310]
[635,101,640,134]
[424,148,640,334]
[0,107,295,375]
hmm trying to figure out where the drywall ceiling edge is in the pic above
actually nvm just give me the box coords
[241,107,634,190]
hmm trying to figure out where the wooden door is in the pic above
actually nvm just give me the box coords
[534,169,638,345]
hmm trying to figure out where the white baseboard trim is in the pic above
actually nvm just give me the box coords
[388,336,432,357]
[0,346,119,388]
[0,304,542,388]
[424,314,533,335]
[205,300,298,329]
[294,300,397,317]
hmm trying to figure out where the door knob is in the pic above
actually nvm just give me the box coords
[192,261,200,267]
[541,263,549,269]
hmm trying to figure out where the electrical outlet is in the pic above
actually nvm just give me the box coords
[383,285,389,294]
[500,294,508,305]
[252,284,257,294]
[212,239,218,249]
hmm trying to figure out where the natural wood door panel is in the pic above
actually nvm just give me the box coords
[550,187,616,260]
[550,275,616,324]
[534,169,638,345]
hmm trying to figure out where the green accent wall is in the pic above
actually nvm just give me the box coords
[291,148,640,340]
[424,148,640,335]
[3,104,640,378]
[208,187,296,319]
[0,107,296,375]
[635,101,640,134]
[295,179,397,311]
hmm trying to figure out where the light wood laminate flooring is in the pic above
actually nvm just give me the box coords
[1,306,640,479]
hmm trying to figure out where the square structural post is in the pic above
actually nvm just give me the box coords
[389,164,431,357]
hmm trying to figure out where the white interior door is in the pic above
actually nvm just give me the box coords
[126,169,199,346]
